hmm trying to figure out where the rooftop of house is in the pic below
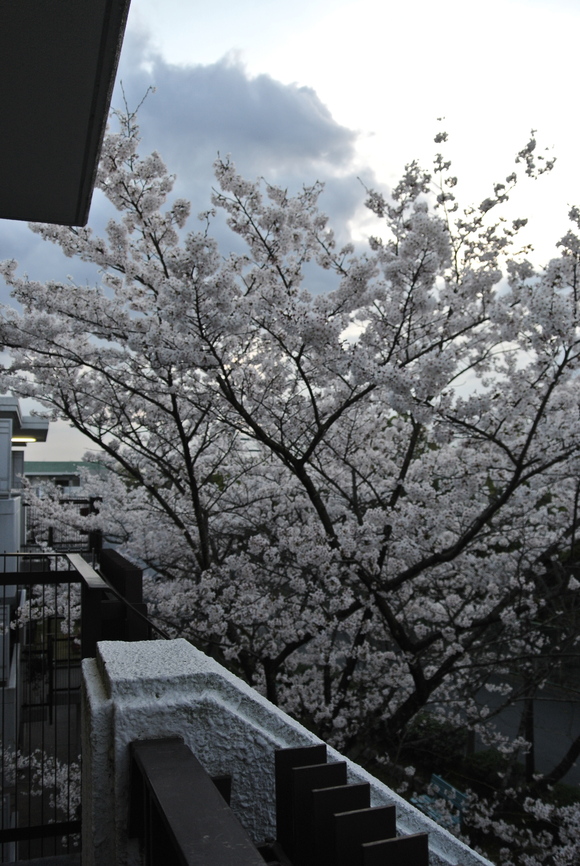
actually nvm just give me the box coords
[24,461,106,477]
[0,396,49,444]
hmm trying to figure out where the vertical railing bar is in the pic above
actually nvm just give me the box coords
[52,579,58,855]
[9,559,13,861]
[22,581,29,860]
[67,578,72,840]
[16,559,20,858]
[29,575,35,862]
[42,580,48,857]
[11,573,14,858]
[73,556,79,854]
[22,581,27,860]
[1,578,5,845]
[20,577,25,861]
[2,556,5,860]
[69,573,76,851]
[51,562,56,856]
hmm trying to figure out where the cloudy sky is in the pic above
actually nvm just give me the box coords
[2,0,579,459]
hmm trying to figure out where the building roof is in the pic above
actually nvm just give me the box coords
[0,0,131,226]
[24,461,106,476]
[0,396,49,443]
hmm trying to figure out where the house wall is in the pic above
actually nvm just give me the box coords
[0,498,20,571]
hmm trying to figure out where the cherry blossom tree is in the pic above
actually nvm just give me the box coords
[1,110,579,825]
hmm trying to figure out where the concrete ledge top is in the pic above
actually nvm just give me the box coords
[96,638,248,698]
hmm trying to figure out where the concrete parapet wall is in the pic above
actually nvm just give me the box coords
[81,638,493,866]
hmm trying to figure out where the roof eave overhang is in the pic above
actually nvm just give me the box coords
[0,0,131,227]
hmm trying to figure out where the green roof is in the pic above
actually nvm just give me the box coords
[24,461,106,475]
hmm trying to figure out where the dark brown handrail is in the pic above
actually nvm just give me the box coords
[129,737,265,866]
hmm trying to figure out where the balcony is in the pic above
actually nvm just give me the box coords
[0,549,493,866]
[80,636,493,866]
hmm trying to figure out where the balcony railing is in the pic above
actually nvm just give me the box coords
[0,550,151,863]
[23,497,103,556]
[128,738,429,866]
[82,638,494,866]
[1,548,493,866]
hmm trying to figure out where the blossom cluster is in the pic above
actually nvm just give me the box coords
[0,116,579,863]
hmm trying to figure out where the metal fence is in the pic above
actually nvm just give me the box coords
[0,550,151,863]
[23,497,102,555]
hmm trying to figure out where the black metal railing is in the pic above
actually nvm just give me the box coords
[130,738,264,866]
[129,740,430,866]
[24,497,102,555]
[3,546,431,865]
[0,550,153,863]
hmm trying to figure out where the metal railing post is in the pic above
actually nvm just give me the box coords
[68,554,109,659]
[99,549,149,641]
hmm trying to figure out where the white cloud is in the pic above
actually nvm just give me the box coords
[4,0,580,458]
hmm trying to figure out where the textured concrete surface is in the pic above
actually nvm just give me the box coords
[82,638,493,866]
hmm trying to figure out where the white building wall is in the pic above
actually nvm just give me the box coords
[0,419,12,496]
[0,498,20,571]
